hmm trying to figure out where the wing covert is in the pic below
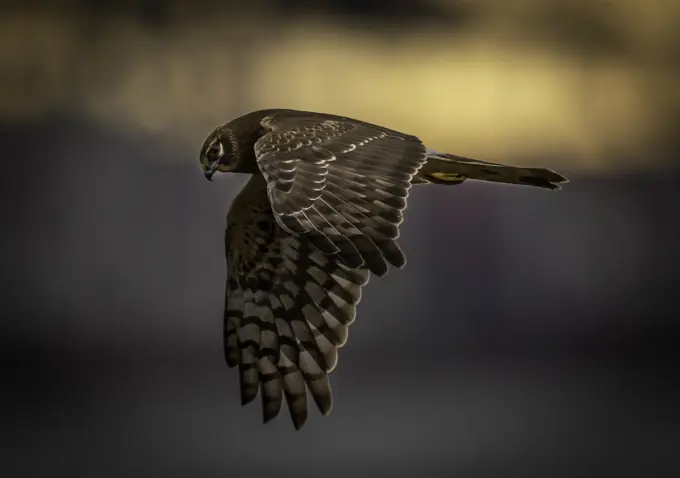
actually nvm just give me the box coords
[254,111,428,275]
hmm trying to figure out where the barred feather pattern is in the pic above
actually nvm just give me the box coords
[225,113,428,429]
[254,112,428,276]
[212,109,569,430]
[225,175,370,430]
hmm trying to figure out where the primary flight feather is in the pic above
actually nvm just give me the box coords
[199,109,568,430]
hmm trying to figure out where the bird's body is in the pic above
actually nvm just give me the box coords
[200,108,567,430]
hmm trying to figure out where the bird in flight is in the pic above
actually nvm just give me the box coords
[199,109,568,430]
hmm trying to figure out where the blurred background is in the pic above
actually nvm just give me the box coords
[2,0,679,476]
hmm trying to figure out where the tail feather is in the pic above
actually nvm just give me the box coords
[419,150,568,190]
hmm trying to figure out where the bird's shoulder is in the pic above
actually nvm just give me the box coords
[227,108,420,142]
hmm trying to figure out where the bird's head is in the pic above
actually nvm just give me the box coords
[199,126,241,181]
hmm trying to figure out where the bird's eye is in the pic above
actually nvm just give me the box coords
[207,141,224,159]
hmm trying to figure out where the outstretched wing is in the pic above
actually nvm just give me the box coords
[224,175,369,429]
[224,113,428,430]
[254,111,428,275]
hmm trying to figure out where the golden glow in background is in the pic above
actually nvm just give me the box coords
[1,0,677,171]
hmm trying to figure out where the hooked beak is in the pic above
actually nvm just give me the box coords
[203,161,219,181]
[205,168,231,181]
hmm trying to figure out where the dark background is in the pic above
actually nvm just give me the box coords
[2,1,679,477]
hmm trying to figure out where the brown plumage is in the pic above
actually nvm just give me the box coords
[199,109,568,430]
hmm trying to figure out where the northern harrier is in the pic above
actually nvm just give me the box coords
[199,109,567,430]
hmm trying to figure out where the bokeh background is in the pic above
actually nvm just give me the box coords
[2,1,679,476]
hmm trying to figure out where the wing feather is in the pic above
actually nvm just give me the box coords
[224,178,370,429]
[254,112,427,275]
[223,112,426,429]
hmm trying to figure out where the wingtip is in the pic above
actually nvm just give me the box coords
[262,401,283,424]
[319,402,333,416]
[262,411,278,425]
[312,393,333,417]
[292,415,307,431]
[240,389,258,406]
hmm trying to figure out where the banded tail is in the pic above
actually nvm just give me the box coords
[418,149,568,190]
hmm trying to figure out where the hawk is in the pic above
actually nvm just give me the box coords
[199,109,567,430]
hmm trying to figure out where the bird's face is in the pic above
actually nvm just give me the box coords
[199,127,240,181]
